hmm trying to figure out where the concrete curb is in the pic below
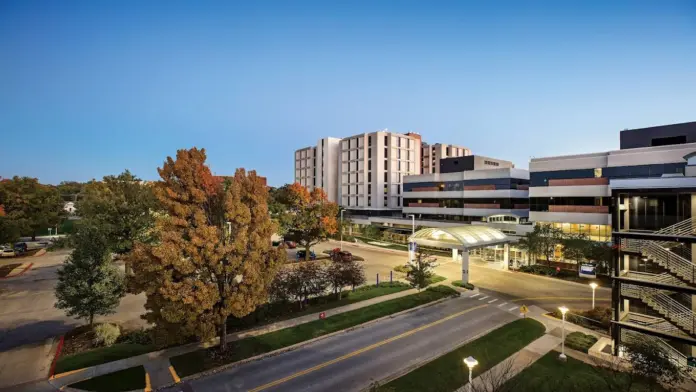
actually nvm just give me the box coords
[0,262,34,279]
[164,295,459,388]
[364,318,515,391]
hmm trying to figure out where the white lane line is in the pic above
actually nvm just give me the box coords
[498,302,507,307]
[488,299,498,304]
[469,293,480,298]
[478,296,489,301]
[508,306,518,311]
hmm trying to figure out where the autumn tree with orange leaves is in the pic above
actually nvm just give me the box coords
[127,148,285,351]
[284,183,339,260]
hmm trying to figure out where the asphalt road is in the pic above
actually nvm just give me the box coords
[168,295,518,392]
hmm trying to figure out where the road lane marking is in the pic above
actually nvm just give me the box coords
[488,299,498,304]
[247,304,489,392]
[169,366,181,383]
[498,302,507,307]
[145,372,152,392]
[478,296,489,300]
[469,293,480,298]
[508,306,517,311]
[510,297,610,302]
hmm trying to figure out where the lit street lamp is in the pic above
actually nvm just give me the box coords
[463,356,478,392]
[589,282,598,309]
[558,306,569,361]
[340,210,345,251]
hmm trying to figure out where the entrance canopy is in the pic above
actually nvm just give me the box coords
[408,226,510,250]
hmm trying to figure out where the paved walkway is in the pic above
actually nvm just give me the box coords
[39,286,423,391]
[454,334,562,392]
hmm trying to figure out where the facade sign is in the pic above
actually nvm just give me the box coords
[579,263,597,279]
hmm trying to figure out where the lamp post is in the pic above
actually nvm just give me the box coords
[407,214,415,263]
[463,356,478,392]
[558,306,569,361]
[340,210,345,251]
[589,282,598,309]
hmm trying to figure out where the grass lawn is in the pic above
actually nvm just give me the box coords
[55,343,156,374]
[451,280,474,290]
[69,366,145,392]
[504,351,665,391]
[564,331,598,353]
[378,318,545,392]
[426,274,447,285]
[171,285,459,378]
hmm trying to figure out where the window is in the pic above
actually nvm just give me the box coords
[368,196,371,206]
[397,196,401,207]
[594,168,602,178]
[368,184,371,193]
[398,161,401,171]
[384,147,388,157]
[384,135,388,145]
[398,149,401,159]
[384,196,388,207]
[368,172,372,182]
[368,136,372,146]
[397,185,401,195]
[384,185,388,194]
[368,160,371,170]
[384,172,388,182]
[368,148,372,158]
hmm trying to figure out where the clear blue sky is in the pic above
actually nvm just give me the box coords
[1,1,695,186]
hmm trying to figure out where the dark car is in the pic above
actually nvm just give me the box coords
[285,241,297,249]
[330,248,353,262]
[14,242,28,253]
[296,250,316,260]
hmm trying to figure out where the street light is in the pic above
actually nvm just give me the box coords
[407,214,415,263]
[558,306,569,361]
[589,282,598,309]
[340,210,345,251]
[463,356,478,391]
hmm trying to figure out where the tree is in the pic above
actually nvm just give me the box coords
[561,232,592,272]
[270,262,327,309]
[326,260,366,299]
[268,184,293,236]
[362,225,381,239]
[588,242,613,275]
[57,181,85,200]
[54,223,125,326]
[517,228,541,266]
[284,183,339,260]
[535,224,564,266]
[406,249,436,291]
[0,176,65,240]
[77,171,158,256]
[128,148,285,351]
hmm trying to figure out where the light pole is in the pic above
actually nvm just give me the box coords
[340,210,345,251]
[407,214,415,263]
[463,356,478,391]
[558,306,569,361]
[589,282,598,309]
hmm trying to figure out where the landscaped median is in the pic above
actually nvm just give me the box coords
[376,318,545,392]
[54,282,412,375]
[170,285,459,378]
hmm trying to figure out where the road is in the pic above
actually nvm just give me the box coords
[319,240,612,312]
[166,295,518,392]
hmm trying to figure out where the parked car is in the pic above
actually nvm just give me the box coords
[329,248,353,262]
[296,250,316,260]
[285,241,297,249]
[13,242,28,253]
[1,248,16,257]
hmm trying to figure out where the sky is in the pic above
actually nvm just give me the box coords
[1,1,695,186]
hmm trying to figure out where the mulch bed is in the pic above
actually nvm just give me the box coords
[62,325,98,356]
[0,263,22,278]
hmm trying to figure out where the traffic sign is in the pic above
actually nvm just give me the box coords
[520,305,529,318]
[319,312,326,320]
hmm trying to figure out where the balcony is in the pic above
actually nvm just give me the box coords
[407,202,439,207]
[463,184,496,191]
[548,205,609,213]
[548,177,609,186]
[463,203,500,209]
[410,186,440,192]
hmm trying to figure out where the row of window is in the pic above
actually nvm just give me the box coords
[403,178,529,192]
[537,222,613,242]
[529,197,612,212]
[484,160,500,167]
[530,163,686,187]
[403,198,529,209]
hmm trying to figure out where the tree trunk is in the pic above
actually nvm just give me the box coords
[338,289,342,300]
[89,312,94,327]
[305,245,311,261]
[31,231,36,241]
[220,316,228,352]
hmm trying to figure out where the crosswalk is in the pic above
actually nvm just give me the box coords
[460,291,524,316]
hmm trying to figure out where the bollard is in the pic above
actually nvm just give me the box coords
[377,273,379,287]
[390,270,393,283]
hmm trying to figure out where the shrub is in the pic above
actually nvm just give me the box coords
[93,323,121,347]
[425,285,459,297]
[565,331,598,353]
[48,236,72,250]
[451,280,475,290]
[393,265,409,273]
[117,328,153,345]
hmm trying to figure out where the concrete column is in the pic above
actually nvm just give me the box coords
[503,244,510,271]
[622,254,630,274]
[452,248,458,262]
[461,249,470,284]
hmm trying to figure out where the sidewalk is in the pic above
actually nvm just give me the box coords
[454,334,562,392]
[43,286,423,391]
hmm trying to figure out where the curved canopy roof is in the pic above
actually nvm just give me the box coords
[408,226,510,250]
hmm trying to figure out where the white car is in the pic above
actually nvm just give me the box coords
[0,248,16,257]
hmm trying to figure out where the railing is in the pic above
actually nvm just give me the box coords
[622,312,689,338]
[621,283,696,334]
[621,238,696,284]
[655,216,696,237]
[621,329,696,380]
[548,178,609,186]
[548,205,609,213]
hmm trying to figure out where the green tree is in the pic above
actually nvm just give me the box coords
[56,181,85,200]
[268,184,293,236]
[77,170,157,255]
[517,227,541,265]
[326,260,366,299]
[0,176,65,240]
[536,224,564,266]
[561,232,592,272]
[406,249,436,291]
[54,223,126,326]
[284,183,339,260]
[128,148,285,351]
[588,242,613,275]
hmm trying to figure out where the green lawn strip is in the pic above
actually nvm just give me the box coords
[564,331,598,353]
[425,275,447,285]
[171,285,459,378]
[504,351,664,392]
[379,318,545,392]
[55,343,157,374]
[227,282,411,331]
[451,280,474,290]
[69,365,145,392]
